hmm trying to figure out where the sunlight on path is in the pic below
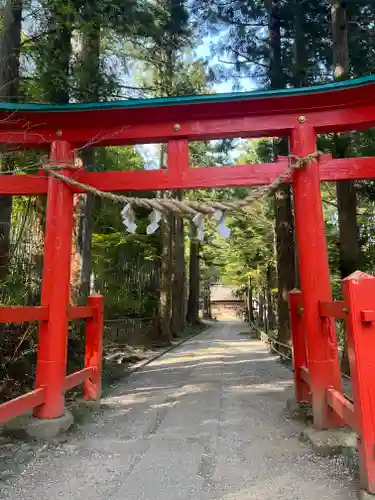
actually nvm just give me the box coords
[1,321,356,500]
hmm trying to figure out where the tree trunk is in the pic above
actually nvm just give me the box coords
[0,0,22,348]
[78,152,95,303]
[186,223,200,325]
[336,180,358,278]
[247,277,254,323]
[293,0,308,87]
[263,289,268,334]
[202,282,212,320]
[39,0,73,300]
[70,194,81,304]
[0,0,22,101]
[266,265,275,330]
[266,0,296,350]
[266,1,282,89]
[291,0,308,290]
[158,213,173,342]
[331,0,359,375]
[274,183,296,350]
[258,290,264,327]
[40,3,72,104]
[76,1,100,304]
[171,192,186,336]
[157,146,173,343]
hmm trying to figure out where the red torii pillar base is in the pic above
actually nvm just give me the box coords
[34,141,75,420]
[4,411,73,440]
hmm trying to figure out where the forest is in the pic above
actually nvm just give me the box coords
[0,0,374,401]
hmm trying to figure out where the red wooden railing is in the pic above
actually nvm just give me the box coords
[0,295,104,425]
[289,271,375,494]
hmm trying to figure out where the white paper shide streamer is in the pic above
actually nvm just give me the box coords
[121,204,137,233]
[192,212,205,241]
[122,204,231,241]
[214,209,231,238]
[147,209,162,235]
[45,152,313,241]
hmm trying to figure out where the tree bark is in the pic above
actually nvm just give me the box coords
[40,3,72,104]
[331,0,359,375]
[0,0,22,348]
[70,194,81,304]
[293,0,308,87]
[336,179,358,278]
[77,152,95,303]
[39,1,73,303]
[76,0,100,304]
[266,1,282,89]
[171,192,186,336]
[258,290,264,327]
[265,0,296,350]
[0,0,22,101]
[186,223,200,325]
[291,0,308,290]
[158,213,173,342]
[202,282,212,320]
[262,289,268,333]
[266,265,276,330]
[247,276,254,323]
[157,145,173,343]
[274,184,296,349]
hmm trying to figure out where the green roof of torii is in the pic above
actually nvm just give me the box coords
[0,74,374,112]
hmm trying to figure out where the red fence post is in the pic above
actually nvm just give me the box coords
[343,272,375,495]
[288,289,309,403]
[84,296,104,401]
[34,141,74,419]
[291,125,342,429]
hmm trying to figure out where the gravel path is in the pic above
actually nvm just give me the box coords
[1,321,357,500]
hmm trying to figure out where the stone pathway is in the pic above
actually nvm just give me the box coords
[0,321,357,499]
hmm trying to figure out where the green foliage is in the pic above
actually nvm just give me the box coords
[89,146,161,317]
[92,232,159,317]
[211,140,275,292]
[5,0,375,330]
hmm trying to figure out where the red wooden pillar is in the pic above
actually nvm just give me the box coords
[291,125,342,429]
[343,272,375,494]
[288,289,310,402]
[84,295,104,401]
[34,141,75,419]
[167,139,190,186]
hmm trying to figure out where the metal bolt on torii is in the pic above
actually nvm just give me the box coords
[43,152,320,241]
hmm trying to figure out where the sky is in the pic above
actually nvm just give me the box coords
[195,36,256,94]
[141,36,257,169]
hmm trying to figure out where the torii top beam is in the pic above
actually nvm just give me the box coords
[0,75,375,148]
[2,75,375,196]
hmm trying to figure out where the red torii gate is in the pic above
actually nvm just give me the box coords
[0,75,375,496]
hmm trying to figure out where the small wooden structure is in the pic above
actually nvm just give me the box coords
[210,286,244,319]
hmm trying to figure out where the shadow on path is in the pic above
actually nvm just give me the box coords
[1,321,357,500]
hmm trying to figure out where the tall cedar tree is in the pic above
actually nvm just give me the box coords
[0,0,22,347]
[186,223,200,325]
[330,0,359,375]
[191,0,298,343]
[265,0,296,350]
[76,0,101,304]
[139,0,190,341]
